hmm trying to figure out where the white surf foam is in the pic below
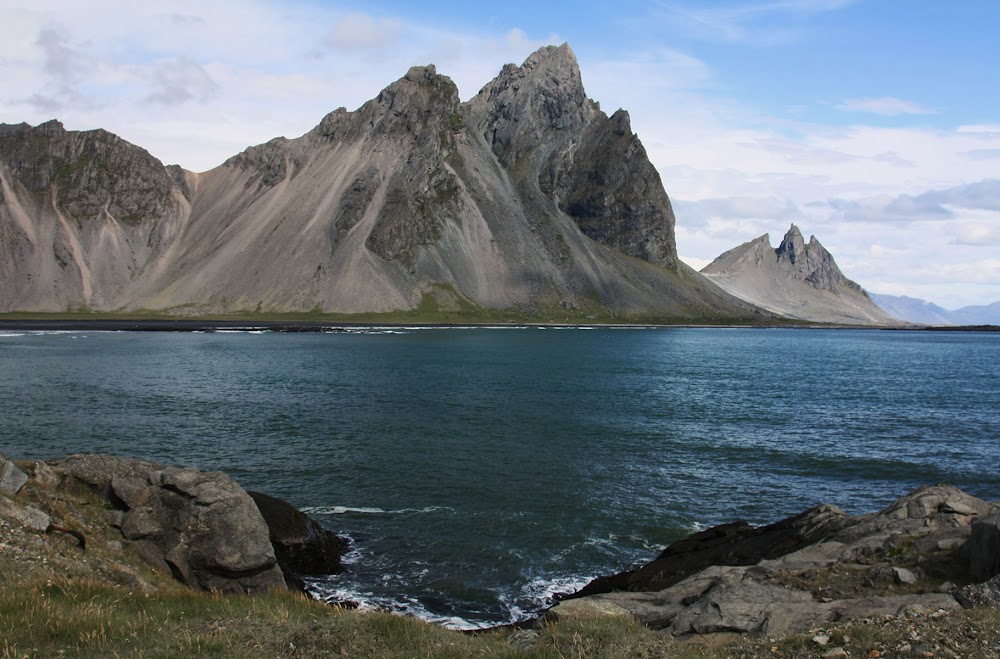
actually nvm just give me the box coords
[301,505,450,516]
[308,569,598,631]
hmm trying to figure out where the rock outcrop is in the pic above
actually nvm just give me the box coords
[248,490,350,591]
[552,485,1000,637]
[0,453,351,598]
[968,514,1000,582]
[572,504,853,598]
[0,45,762,323]
[701,225,896,325]
[51,454,287,594]
[467,44,677,270]
[0,452,29,494]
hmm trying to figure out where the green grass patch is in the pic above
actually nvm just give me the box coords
[0,575,728,658]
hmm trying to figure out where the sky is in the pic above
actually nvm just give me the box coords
[1,0,998,309]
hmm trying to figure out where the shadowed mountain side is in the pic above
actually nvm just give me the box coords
[0,46,762,322]
[701,225,899,325]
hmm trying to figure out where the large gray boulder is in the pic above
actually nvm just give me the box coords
[52,454,285,594]
[0,494,50,531]
[0,454,28,494]
[956,573,1000,608]
[968,513,1000,582]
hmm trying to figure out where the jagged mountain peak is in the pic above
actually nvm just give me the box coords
[361,64,461,141]
[462,43,677,268]
[700,233,774,276]
[776,223,806,265]
[519,43,583,92]
[774,224,846,292]
[523,42,577,67]
[485,43,582,96]
[469,43,591,168]
[702,225,896,325]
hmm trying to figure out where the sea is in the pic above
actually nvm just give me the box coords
[1,326,997,629]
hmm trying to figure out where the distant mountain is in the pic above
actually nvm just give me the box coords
[868,294,956,325]
[949,301,1000,326]
[871,295,1000,326]
[0,44,764,322]
[701,225,898,325]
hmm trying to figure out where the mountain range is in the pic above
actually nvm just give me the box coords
[870,294,1000,326]
[0,44,767,324]
[700,225,897,325]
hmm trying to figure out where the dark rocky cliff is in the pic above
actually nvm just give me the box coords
[0,120,181,223]
[469,44,677,270]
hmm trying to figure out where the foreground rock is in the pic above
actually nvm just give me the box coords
[39,454,347,595]
[552,485,1000,638]
[0,452,28,494]
[248,490,350,591]
[51,454,285,593]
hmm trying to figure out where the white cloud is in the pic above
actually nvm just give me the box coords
[920,179,1000,211]
[674,196,801,225]
[168,13,204,26]
[26,25,97,112]
[654,0,857,45]
[836,97,934,116]
[588,48,712,98]
[809,180,1000,225]
[679,255,712,270]
[950,220,1000,246]
[325,12,402,52]
[957,124,1000,136]
[963,149,1000,161]
[145,58,219,106]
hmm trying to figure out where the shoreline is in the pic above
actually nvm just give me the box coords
[0,318,997,332]
[3,453,999,656]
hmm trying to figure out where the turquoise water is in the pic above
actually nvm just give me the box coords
[1,327,998,627]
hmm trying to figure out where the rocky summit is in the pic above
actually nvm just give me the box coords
[0,44,761,322]
[701,224,898,325]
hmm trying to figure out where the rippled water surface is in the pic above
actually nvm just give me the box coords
[1,327,998,627]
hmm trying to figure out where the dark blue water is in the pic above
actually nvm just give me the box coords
[1,327,998,627]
